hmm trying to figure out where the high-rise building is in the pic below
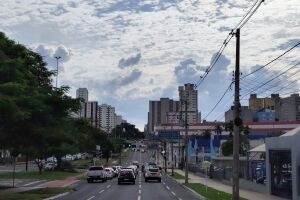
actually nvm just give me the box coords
[178,83,198,124]
[148,98,180,133]
[76,88,88,102]
[98,104,116,133]
[85,101,98,127]
[225,106,254,122]
[76,88,89,118]
[278,94,300,121]
[115,114,123,126]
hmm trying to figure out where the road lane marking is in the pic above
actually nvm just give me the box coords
[23,180,42,186]
[44,192,69,200]
[166,186,170,190]
[139,185,141,188]
[87,196,95,200]
[171,191,176,196]
[139,189,141,194]
[137,195,141,200]
[99,190,105,194]
[162,182,165,185]
[178,198,182,200]
[106,184,111,189]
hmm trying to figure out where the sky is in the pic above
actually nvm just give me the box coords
[1,0,299,130]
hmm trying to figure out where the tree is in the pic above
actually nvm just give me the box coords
[221,121,250,156]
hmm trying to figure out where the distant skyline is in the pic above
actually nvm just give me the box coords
[1,0,299,130]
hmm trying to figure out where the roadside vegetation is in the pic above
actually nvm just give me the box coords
[0,32,144,177]
[184,183,247,200]
[0,188,73,200]
[0,171,81,180]
[168,172,186,180]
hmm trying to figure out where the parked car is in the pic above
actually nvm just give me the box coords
[104,168,115,179]
[118,169,135,185]
[132,161,139,168]
[87,166,107,183]
[44,162,57,170]
[144,167,161,182]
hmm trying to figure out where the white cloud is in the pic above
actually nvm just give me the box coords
[1,0,300,128]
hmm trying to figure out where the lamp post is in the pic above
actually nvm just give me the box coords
[54,56,61,88]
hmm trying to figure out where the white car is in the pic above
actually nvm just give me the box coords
[87,166,107,183]
[44,162,57,170]
[104,168,114,179]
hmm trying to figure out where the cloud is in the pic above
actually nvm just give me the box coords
[120,69,142,85]
[174,58,202,84]
[35,45,71,72]
[277,39,300,50]
[118,53,142,69]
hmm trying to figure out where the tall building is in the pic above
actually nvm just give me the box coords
[76,88,88,102]
[76,88,89,118]
[98,104,116,133]
[148,98,180,133]
[278,94,300,121]
[178,83,198,124]
[85,101,98,127]
[115,115,123,126]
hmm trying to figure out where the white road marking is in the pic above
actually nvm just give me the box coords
[162,182,165,185]
[87,196,95,200]
[23,180,42,186]
[171,191,176,196]
[137,195,141,200]
[178,198,183,200]
[44,192,69,200]
[139,189,141,194]
[139,185,141,188]
[166,186,170,190]
[106,184,111,189]
[99,190,105,194]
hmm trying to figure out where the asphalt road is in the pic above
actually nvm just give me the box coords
[60,142,201,200]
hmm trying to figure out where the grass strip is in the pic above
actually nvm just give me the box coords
[0,187,73,200]
[184,183,247,200]
[0,171,81,180]
[168,172,186,179]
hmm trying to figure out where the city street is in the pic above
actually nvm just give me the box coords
[59,148,201,200]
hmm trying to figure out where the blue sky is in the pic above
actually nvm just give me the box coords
[1,0,299,130]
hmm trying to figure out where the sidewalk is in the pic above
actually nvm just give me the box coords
[174,169,286,200]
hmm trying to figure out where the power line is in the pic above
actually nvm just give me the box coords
[241,60,300,99]
[241,42,300,79]
[233,0,260,30]
[202,82,233,120]
[239,0,265,29]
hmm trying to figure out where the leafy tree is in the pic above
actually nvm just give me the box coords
[221,121,250,156]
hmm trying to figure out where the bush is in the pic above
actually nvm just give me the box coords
[57,161,75,172]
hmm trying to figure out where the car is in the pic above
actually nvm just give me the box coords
[144,167,161,182]
[127,165,138,177]
[118,169,135,184]
[44,162,57,170]
[87,166,107,183]
[104,167,115,179]
[132,161,139,168]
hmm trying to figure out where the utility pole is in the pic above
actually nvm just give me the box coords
[232,28,241,200]
[55,56,61,88]
[164,140,167,173]
[171,141,174,176]
[184,99,189,184]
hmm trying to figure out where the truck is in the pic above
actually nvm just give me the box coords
[87,166,107,183]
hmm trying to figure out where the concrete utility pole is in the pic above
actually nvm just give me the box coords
[232,28,241,200]
[184,99,189,184]
[54,56,61,88]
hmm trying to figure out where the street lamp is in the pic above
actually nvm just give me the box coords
[54,56,61,88]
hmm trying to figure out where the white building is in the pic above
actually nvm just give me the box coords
[98,104,116,133]
[115,115,123,126]
[76,88,88,102]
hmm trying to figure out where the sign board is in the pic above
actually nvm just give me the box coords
[96,145,101,151]
[158,132,180,140]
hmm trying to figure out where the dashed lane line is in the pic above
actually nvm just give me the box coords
[87,196,95,200]
[171,191,176,196]
[106,184,111,189]
[166,186,170,190]
[99,190,105,194]
[139,189,141,194]
[137,195,141,200]
[139,185,141,188]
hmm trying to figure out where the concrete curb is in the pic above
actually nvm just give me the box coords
[43,191,70,200]
[166,173,206,200]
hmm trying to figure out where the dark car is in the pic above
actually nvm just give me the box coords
[118,169,135,184]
